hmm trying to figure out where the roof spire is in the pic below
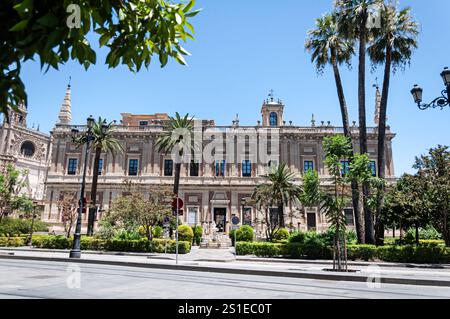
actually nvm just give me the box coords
[58,79,72,125]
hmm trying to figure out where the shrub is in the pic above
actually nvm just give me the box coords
[192,226,202,245]
[376,245,450,264]
[420,226,443,240]
[288,231,306,244]
[236,242,283,257]
[0,217,48,236]
[301,234,333,260]
[178,225,194,243]
[114,229,142,241]
[347,245,377,261]
[419,240,445,247]
[0,237,26,247]
[41,235,72,249]
[152,226,164,239]
[230,225,254,245]
[272,228,289,241]
[237,225,254,242]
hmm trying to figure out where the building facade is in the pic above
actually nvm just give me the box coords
[43,87,396,236]
[0,103,52,206]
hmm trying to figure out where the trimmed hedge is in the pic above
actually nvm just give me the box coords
[236,242,450,264]
[0,236,26,247]
[30,236,191,254]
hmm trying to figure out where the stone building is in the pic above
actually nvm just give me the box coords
[0,103,52,206]
[43,88,396,236]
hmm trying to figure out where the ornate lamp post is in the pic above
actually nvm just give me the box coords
[69,115,95,259]
[411,67,450,110]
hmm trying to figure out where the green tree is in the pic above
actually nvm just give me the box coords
[74,117,123,236]
[305,13,365,243]
[335,0,383,244]
[383,174,431,245]
[301,136,374,271]
[103,188,173,241]
[368,4,419,245]
[1,0,200,118]
[252,163,302,235]
[0,164,31,221]
[413,146,450,246]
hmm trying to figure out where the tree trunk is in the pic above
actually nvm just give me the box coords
[278,202,285,228]
[87,147,102,236]
[375,44,392,246]
[358,19,374,244]
[331,49,365,243]
[173,163,182,196]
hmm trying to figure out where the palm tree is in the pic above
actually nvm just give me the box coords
[155,113,196,197]
[306,13,354,137]
[305,13,365,243]
[368,5,419,245]
[77,117,123,236]
[335,0,382,244]
[252,163,301,229]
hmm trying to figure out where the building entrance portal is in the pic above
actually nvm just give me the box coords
[213,208,227,233]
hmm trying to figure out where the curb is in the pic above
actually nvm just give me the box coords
[1,254,450,288]
[236,257,450,270]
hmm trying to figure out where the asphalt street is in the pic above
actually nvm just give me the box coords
[0,259,449,299]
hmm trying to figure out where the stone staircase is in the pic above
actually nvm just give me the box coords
[200,233,232,249]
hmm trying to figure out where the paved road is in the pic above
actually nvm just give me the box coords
[0,259,449,299]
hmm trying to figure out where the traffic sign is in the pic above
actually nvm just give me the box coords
[231,225,240,230]
[173,209,184,216]
[172,198,184,210]
[163,216,171,228]
[231,215,240,225]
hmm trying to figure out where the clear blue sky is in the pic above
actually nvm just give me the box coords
[21,0,450,177]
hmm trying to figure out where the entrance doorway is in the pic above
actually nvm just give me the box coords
[213,208,227,233]
[307,213,317,231]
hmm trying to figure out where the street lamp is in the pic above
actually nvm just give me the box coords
[70,115,95,259]
[27,200,39,246]
[411,67,450,110]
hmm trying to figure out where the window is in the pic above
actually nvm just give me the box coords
[370,161,377,177]
[215,160,226,177]
[20,141,35,157]
[97,159,103,176]
[242,160,252,177]
[304,160,314,173]
[68,159,77,175]
[139,121,148,126]
[187,207,198,225]
[164,159,173,176]
[344,208,355,226]
[243,207,252,226]
[190,161,199,177]
[341,161,350,176]
[269,112,278,127]
[128,159,138,176]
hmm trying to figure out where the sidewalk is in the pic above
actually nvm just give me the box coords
[1,247,450,287]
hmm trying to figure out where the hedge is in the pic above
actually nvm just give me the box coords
[0,237,26,247]
[30,236,191,254]
[236,242,450,264]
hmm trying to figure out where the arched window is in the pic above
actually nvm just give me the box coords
[20,141,35,157]
[269,112,278,127]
